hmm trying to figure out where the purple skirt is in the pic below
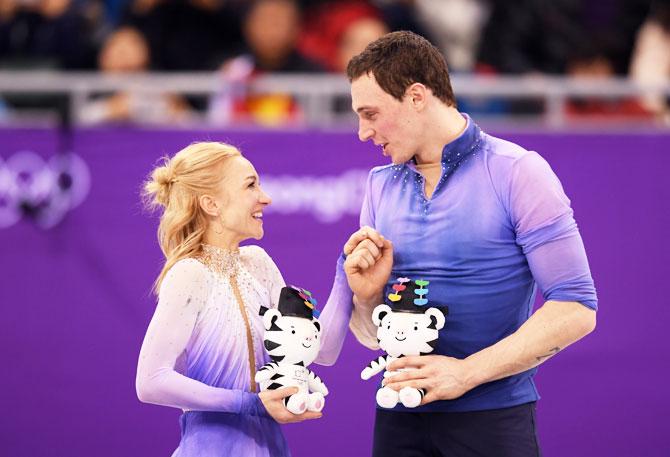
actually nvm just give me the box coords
[172,411,290,457]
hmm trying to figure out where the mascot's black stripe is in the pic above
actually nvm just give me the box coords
[264,340,281,351]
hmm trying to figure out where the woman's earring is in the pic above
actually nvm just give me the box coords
[213,213,224,235]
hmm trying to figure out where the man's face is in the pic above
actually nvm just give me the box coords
[351,73,419,164]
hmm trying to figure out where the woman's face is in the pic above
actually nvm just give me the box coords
[214,156,271,242]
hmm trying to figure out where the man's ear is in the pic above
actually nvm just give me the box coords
[406,83,428,109]
[199,194,219,217]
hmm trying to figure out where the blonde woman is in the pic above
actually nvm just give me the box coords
[136,142,329,456]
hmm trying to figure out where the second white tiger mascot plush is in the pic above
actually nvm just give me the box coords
[256,285,328,414]
[361,278,448,409]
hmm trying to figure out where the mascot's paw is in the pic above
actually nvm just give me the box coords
[286,393,308,415]
[399,386,422,408]
[361,368,374,380]
[307,392,325,412]
[255,370,273,383]
[376,386,399,409]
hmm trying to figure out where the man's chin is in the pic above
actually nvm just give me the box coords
[388,150,410,165]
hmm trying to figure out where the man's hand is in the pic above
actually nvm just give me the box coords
[382,355,477,405]
[259,387,322,424]
[343,226,393,303]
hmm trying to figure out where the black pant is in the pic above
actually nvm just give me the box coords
[372,402,541,457]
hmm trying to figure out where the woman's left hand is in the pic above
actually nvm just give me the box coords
[259,387,323,423]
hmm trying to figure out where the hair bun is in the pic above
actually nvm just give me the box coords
[144,161,175,208]
[153,165,175,186]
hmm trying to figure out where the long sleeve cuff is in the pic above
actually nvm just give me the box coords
[239,392,270,418]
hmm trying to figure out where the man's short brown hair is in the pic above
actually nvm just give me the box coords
[346,31,456,107]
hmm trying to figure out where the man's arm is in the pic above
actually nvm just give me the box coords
[384,299,595,404]
[467,300,596,384]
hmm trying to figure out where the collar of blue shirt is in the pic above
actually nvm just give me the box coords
[407,112,482,180]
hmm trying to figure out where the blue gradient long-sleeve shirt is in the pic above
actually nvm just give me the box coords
[332,114,597,412]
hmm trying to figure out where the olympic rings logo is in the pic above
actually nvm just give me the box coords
[0,150,91,229]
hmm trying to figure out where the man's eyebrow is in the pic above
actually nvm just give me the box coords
[356,106,376,113]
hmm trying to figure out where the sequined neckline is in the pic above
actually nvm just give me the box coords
[396,113,482,207]
[198,243,241,277]
[406,113,481,173]
[439,113,481,167]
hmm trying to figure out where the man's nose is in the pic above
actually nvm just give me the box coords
[358,124,373,142]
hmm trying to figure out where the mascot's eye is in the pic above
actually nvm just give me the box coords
[291,329,296,334]
[387,324,390,330]
[414,325,418,331]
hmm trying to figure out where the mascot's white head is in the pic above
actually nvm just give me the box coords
[372,278,447,358]
[260,286,322,366]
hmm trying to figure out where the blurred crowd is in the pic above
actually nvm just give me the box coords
[0,0,668,125]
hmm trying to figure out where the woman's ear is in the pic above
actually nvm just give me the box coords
[199,194,220,217]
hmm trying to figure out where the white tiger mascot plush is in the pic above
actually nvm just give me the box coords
[361,278,447,409]
[256,285,328,414]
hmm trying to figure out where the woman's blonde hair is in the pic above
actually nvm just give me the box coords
[143,141,241,292]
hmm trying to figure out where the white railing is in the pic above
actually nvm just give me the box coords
[0,71,668,128]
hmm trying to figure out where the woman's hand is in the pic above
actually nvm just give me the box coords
[259,387,322,424]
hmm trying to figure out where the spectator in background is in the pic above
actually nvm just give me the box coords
[371,0,433,43]
[296,1,388,118]
[476,0,652,118]
[564,42,652,120]
[209,0,323,126]
[412,0,489,73]
[477,0,650,76]
[100,0,131,25]
[243,0,321,73]
[299,1,388,73]
[0,0,100,121]
[477,0,590,75]
[630,1,670,123]
[120,0,244,71]
[0,0,98,69]
[79,26,192,124]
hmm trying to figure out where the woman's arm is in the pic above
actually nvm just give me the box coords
[136,259,264,415]
[313,254,355,365]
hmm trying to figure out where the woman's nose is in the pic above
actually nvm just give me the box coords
[259,187,272,205]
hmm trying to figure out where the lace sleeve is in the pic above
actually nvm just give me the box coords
[314,253,354,365]
[136,259,265,415]
[347,169,380,348]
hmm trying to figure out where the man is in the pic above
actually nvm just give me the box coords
[339,31,597,456]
